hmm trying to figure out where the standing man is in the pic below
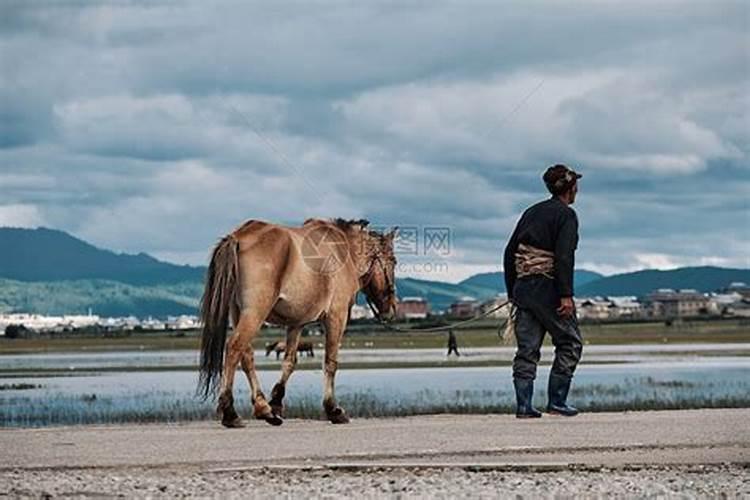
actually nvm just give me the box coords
[503,164,583,418]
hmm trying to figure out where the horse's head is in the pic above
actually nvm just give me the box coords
[362,228,398,321]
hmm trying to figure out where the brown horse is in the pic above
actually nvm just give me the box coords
[198,218,397,427]
[265,340,315,360]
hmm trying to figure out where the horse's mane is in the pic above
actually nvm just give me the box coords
[334,218,391,241]
[332,218,370,230]
[303,218,388,242]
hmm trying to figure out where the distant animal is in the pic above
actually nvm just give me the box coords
[198,218,397,428]
[265,340,315,360]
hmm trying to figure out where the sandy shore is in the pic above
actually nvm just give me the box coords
[1,409,748,498]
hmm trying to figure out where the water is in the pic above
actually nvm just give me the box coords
[3,343,749,370]
[1,344,749,427]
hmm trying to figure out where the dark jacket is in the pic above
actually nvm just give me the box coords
[503,197,579,299]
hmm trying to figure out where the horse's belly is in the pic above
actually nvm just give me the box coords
[268,293,327,325]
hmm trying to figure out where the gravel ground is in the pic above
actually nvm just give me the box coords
[2,465,748,499]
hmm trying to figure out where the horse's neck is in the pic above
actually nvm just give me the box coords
[349,233,376,278]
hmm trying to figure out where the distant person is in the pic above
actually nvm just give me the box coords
[503,164,583,418]
[447,329,460,356]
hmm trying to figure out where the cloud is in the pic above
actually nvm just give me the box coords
[0,1,747,281]
[0,204,46,227]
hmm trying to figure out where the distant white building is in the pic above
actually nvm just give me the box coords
[100,316,140,331]
[165,315,200,330]
[0,313,100,333]
[141,317,167,330]
[576,298,612,320]
[349,304,374,320]
[479,294,511,318]
[608,296,643,318]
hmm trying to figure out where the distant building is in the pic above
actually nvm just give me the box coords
[646,289,710,318]
[707,292,743,315]
[449,297,479,318]
[725,282,750,300]
[724,300,750,318]
[479,294,511,318]
[576,298,612,320]
[396,297,429,319]
[0,313,100,333]
[165,315,200,330]
[100,316,140,331]
[349,304,374,320]
[608,296,643,319]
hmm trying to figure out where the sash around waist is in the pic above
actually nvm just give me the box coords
[514,243,554,279]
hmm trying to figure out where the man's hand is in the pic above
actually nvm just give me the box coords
[557,296,575,317]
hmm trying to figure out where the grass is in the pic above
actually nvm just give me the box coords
[1,318,748,355]
[1,376,748,427]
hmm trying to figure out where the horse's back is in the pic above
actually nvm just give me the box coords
[229,219,346,324]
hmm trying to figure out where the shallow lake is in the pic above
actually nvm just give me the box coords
[1,344,749,427]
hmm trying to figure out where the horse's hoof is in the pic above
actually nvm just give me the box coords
[327,407,350,424]
[258,412,284,426]
[221,417,245,429]
[270,403,284,418]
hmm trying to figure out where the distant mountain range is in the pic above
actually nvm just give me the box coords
[0,227,203,285]
[0,227,746,316]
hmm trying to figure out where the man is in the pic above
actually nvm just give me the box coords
[503,164,583,418]
[447,329,460,357]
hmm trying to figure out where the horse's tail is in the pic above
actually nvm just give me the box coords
[197,234,240,399]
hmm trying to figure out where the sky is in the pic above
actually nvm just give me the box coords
[1,1,748,282]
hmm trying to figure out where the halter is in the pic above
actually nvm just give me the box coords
[360,252,396,320]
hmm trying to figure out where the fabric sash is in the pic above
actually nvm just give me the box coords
[514,243,554,279]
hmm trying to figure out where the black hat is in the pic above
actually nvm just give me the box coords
[543,164,582,195]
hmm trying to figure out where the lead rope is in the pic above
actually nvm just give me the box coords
[501,303,517,345]
[366,295,513,336]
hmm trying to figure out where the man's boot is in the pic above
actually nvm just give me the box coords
[513,378,542,418]
[547,373,579,416]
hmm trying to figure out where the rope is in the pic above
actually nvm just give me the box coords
[366,298,512,333]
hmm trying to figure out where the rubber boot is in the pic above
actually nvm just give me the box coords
[513,378,542,419]
[547,373,579,416]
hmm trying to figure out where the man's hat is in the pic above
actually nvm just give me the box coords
[543,164,582,195]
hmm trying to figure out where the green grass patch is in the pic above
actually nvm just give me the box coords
[1,318,748,355]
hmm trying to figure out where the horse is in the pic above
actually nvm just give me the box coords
[198,218,397,427]
[265,340,315,360]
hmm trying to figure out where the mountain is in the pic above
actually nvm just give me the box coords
[0,227,204,285]
[0,279,201,317]
[0,227,747,316]
[459,270,603,294]
[577,266,750,298]
[394,269,604,312]
[395,277,494,312]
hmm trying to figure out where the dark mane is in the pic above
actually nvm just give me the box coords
[332,218,370,230]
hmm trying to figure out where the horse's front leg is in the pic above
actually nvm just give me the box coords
[269,326,302,417]
[322,312,349,424]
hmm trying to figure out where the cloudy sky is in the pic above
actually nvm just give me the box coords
[1,1,748,282]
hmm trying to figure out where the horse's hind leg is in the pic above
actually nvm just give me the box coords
[240,345,281,426]
[269,326,303,417]
[234,311,282,426]
[219,307,276,428]
[217,323,248,428]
